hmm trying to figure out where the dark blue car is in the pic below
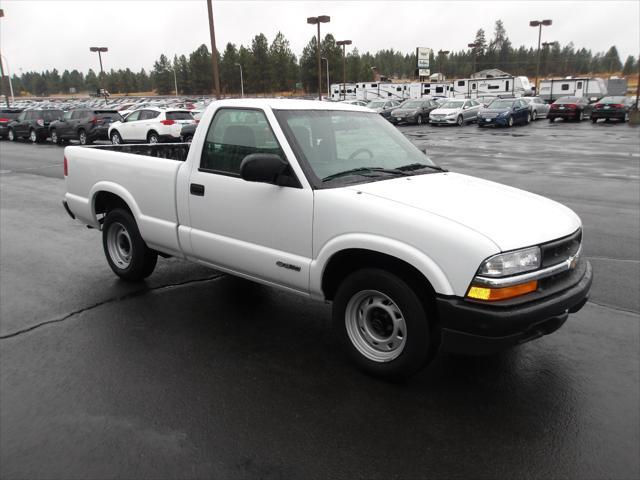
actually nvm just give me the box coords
[477,98,531,128]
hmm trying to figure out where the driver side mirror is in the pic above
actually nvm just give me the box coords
[240,153,299,188]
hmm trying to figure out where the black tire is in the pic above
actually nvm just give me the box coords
[531,110,538,121]
[184,135,193,143]
[110,130,122,145]
[7,128,15,141]
[507,116,514,128]
[456,115,464,126]
[29,128,38,143]
[332,268,435,379]
[147,131,160,144]
[50,129,61,145]
[548,117,555,123]
[78,129,91,145]
[591,117,598,124]
[525,112,531,124]
[102,208,158,281]
[416,114,423,125]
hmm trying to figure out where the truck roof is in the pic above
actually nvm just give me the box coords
[211,98,373,113]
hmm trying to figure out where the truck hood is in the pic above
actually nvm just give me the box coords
[346,172,580,251]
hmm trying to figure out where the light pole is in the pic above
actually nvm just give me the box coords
[89,47,108,103]
[336,40,352,100]
[467,42,479,76]
[0,54,15,105]
[307,15,330,100]
[0,8,9,106]
[541,41,555,78]
[321,57,330,99]
[172,67,178,96]
[530,19,552,95]
[437,50,450,78]
[206,0,221,98]
[235,62,244,97]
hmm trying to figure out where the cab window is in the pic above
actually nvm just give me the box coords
[200,108,284,175]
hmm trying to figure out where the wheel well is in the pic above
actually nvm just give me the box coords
[322,249,436,306]
[94,191,132,218]
[147,130,158,138]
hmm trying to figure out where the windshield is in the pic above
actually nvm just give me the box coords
[274,110,438,186]
[368,101,385,108]
[488,100,515,109]
[401,101,424,108]
[440,101,464,109]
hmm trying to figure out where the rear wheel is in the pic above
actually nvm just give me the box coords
[578,111,584,121]
[50,129,60,145]
[333,268,435,379]
[78,129,91,145]
[29,129,38,143]
[456,115,464,126]
[591,117,598,123]
[548,117,555,123]
[110,131,121,145]
[416,114,423,125]
[7,128,15,141]
[507,116,514,128]
[624,112,630,122]
[147,131,159,144]
[531,110,538,121]
[525,112,531,124]
[184,135,193,143]
[102,208,157,281]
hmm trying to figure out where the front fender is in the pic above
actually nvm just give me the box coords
[309,233,454,300]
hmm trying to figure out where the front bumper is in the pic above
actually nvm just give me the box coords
[429,116,457,124]
[436,260,592,355]
[478,116,508,126]
[390,114,418,124]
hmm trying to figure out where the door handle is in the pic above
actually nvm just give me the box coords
[190,183,205,196]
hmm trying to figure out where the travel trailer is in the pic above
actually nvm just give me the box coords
[537,77,607,102]
[452,76,532,99]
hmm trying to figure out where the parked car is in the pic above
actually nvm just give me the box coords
[0,108,24,139]
[548,96,593,122]
[180,123,197,142]
[108,108,195,144]
[367,99,402,120]
[7,108,64,143]
[429,99,482,126]
[520,96,550,120]
[49,109,122,145]
[63,98,591,379]
[477,98,531,128]
[340,99,369,107]
[590,96,632,123]
[389,99,440,125]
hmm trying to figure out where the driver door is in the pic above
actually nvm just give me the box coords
[187,107,313,293]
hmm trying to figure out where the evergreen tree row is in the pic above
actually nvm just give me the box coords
[7,21,638,97]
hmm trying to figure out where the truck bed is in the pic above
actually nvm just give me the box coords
[91,143,191,162]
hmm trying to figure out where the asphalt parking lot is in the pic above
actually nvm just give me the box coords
[1,119,639,479]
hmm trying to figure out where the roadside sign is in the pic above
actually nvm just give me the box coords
[417,47,431,69]
[419,69,431,77]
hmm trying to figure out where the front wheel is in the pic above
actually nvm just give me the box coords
[591,117,598,123]
[110,131,121,145]
[525,112,531,124]
[7,128,15,141]
[531,110,538,121]
[578,111,584,121]
[29,129,38,143]
[102,208,158,281]
[456,115,463,126]
[416,114,423,125]
[78,129,91,145]
[333,268,435,379]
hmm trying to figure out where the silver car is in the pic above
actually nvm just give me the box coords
[429,99,482,126]
[520,96,550,120]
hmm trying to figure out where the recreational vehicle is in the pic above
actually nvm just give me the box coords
[538,77,607,102]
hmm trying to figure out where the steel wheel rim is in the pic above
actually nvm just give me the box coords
[149,135,158,144]
[345,289,407,362]
[29,130,36,142]
[457,116,463,126]
[112,133,120,144]
[107,222,132,269]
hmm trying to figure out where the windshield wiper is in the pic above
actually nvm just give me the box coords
[322,167,409,182]
[396,162,448,173]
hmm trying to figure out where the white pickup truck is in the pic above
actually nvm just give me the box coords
[63,99,592,378]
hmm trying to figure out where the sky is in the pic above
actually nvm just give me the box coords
[0,0,638,75]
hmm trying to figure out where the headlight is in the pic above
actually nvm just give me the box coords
[445,112,457,117]
[497,111,508,117]
[478,246,541,277]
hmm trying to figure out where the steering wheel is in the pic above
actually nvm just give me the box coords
[348,148,374,161]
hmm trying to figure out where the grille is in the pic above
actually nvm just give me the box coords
[540,229,582,268]
[482,113,498,118]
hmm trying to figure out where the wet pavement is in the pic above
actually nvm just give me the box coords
[1,119,639,479]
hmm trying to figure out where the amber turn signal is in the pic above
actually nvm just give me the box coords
[467,280,538,301]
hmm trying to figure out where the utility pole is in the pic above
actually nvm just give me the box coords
[307,15,330,100]
[206,0,221,98]
[337,40,352,100]
[467,42,479,76]
[235,63,244,97]
[322,57,329,99]
[530,19,552,95]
